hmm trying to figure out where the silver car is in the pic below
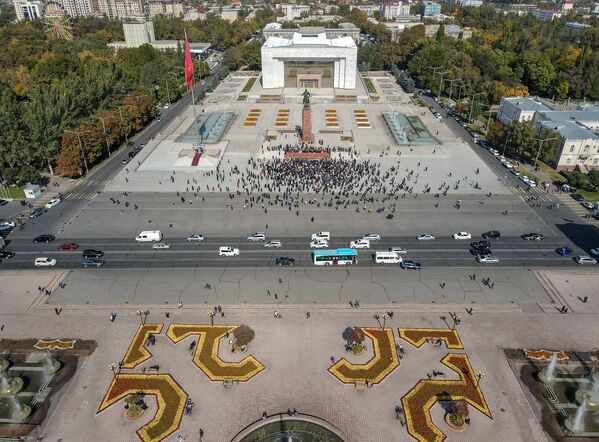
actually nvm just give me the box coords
[477,254,499,263]
[264,240,282,248]
[575,256,597,265]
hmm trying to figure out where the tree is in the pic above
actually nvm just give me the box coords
[566,171,588,189]
[587,170,599,188]
[55,124,103,177]
[233,324,255,347]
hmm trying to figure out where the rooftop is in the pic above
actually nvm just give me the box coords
[539,120,599,141]
[503,96,553,113]
[263,32,356,48]
[540,108,599,123]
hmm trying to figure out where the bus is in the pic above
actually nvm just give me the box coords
[312,248,358,266]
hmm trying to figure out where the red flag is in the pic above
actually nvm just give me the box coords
[184,31,194,91]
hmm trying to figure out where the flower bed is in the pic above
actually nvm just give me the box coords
[398,328,464,350]
[328,327,399,384]
[401,354,491,442]
[98,373,187,442]
[121,324,164,369]
[167,324,265,382]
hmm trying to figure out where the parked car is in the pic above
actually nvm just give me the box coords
[571,194,585,202]
[82,258,104,267]
[401,260,422,270]
[82,249,104,258]
[44,198,61,209]
[219,246,239,256]
[581,202,595,211]
[0,221,16,231]
[29,207,46,218]
[574,255,597,265]
[417,234,435,241]
[522,233,544,241]
[482,231,501,239]
[453,232,472,240]
[33,235,55,243]
[0,200,8,206]
[186,234,205,242]
[264,240,282,248]
[59,242,79,250]
[477,254,499,263]
[34,257,57,267]
[275,257,295,266]
[555,247,573,256]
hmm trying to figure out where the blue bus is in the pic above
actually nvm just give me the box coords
[312,248,358,266]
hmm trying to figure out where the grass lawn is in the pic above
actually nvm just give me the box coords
[241,77,257,93]
[363,78,377,94]
[0,186,24,199]
[516,165,540,183]
[578,189,599,201]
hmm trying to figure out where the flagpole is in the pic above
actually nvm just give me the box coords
[185,30,202,153]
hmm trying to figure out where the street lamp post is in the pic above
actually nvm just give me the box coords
[112,106,129,145]
[109,363,117,378]
[531,136,558,169]
[64,130,90,175]
[436,71,450,99]
[164,79,171,105]
[502,135,511,157]
[136,309,144,325]
[207,310,215,326]
[474,371,485,388]
[457,83,470,102]
[96,116,114,157]
[382,313,389,330]
[467,92,484,124]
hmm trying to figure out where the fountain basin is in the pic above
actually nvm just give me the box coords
[0,377,24,398]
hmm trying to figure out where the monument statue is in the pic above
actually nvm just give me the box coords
[302,89,311,108]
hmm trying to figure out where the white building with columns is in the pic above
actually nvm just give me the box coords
[261,32,357,90]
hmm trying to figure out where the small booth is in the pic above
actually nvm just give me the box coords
[24,184,42,199]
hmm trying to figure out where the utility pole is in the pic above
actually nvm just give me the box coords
[467,92,484,123]
[531,136,558,168]
[112,106,129,145]
[445,78,460,102]
[502,135,511,157]
[64,130,90,175]
[428,66,443,91]
[437,71,450,99]
[163,78,171,105]
[96,116,114,156]
[457,83,470,101]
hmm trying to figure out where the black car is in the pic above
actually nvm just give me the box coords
[0,200,8,206]
[82,249,104,258]
[275,257,295,266]
[522,233,544,241]
[33,234,55,243]
[571,194,585,202]
[470,247,491,256]
[482,231,500,239]
[471,240,491,249]
[29,207,46,219]
[401,260,422,270]
[0,250,15,259]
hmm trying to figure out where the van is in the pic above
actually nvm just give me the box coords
[374,251,402,264]
[311,232,331,241]
[135,230,162,242]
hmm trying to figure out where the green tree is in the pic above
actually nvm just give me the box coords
[587,170,599,188]
[566,171,589,188]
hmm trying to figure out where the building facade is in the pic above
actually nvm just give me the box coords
[278,3,310,20]
[12,0,45,20]
[53,0,92,17]
[93,0,144,19]
[419,1,441,17]
[261,32,357,89]
[263,22,361,42]
[532,9,562,21]
[380,1,411,19]
[498,97,599,171]
[148,0,183,17]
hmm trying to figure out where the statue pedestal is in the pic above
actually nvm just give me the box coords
[301,107,314,143]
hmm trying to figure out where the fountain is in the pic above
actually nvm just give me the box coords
[9,396,31,422]
[0,358,8,374]
[43,354,61,374]
[565,400,587,434]
[574,371,599,409]
[538,352,558,383]
[0,373,24,398]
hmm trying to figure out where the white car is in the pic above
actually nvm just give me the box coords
[389,247,407,254]
[152,242,171,249]
[349,239,370,249]
[187,234,205,242]
[362,233,381,241]
[219,246,240,256]
[502,162,513,169]
[311,232,331,241]
[34,257,57,267]
[0,221,16,230]
[417,234,435,241]
[264,240,282,248]
[247,232,266,242]
[310,240,328,249]
[44,198,61,209]
[510,169,521,177]
[453,232,472,240]
[575,255,597,265]
[590,248,599,256]
[490,149,499,156]
[477,254,499,263]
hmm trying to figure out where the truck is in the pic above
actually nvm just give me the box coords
[135,230,162,242]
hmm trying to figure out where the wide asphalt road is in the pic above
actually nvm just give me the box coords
[0,235,589,269]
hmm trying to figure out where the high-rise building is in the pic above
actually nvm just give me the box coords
[380,1,411,19]
[52,0,93,17]
[12,0,45,20]
[419,1,441,17]
[93,0,144,19]
[148,0,183,17]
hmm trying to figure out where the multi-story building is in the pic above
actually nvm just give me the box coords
[12,0,44,20]
[558,0,574,11]
[457,0,482,7]
[424,24,472,39]
[498,96,599,171]
[351,4,380,16]
[380,1,411,19]
[93,0,143,19]
[53,0,92,17]
[419,1,441,17]
[532,9,562,21]
[278,3,311,20]
[263,22,361,43]
[148,0,183,17]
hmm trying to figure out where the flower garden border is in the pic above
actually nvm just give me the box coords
[121,324,164,369]
[398,328,464,350]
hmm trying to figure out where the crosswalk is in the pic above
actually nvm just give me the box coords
[556,194,599,226]
[510,186,555,203]
[63,191,98,201]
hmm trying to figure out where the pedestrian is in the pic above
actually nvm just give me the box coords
[54,307,59,315]
[306,312,310,319]
[110,313,116,322]
[490,281,495,289]
[262,411,267,419]
[274,310,279,318]
[199,429,204,440]
[274,294,278,300]
[165,312,170,318]
[177,302,183,309]
[330,356,335,363]
[221,310,225,317]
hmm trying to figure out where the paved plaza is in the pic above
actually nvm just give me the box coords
[1,270,599,441]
